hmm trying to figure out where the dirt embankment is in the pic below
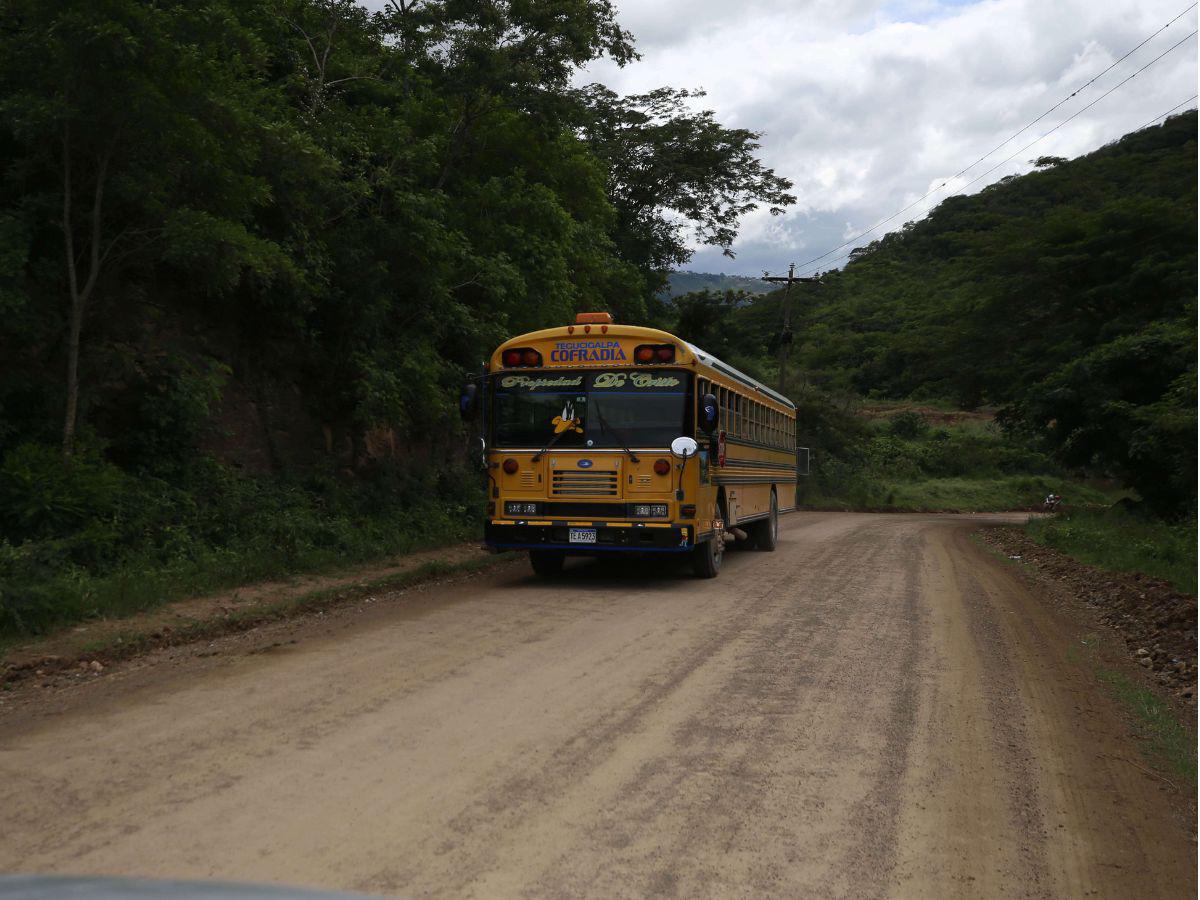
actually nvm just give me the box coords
[854,402,995,426]
[977,527,1197,703]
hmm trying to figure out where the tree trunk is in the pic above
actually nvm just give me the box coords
[59,129,112,456]
[61,295,84,455]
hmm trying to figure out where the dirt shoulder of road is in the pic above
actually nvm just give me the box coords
[1,541,512,687]
[977,524,1196,813]
[976,527,1197,704]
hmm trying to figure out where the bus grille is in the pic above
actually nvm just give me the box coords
[551,470,619,496]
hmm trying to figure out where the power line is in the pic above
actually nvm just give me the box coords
[791,4,1198,275]
[799,30,1198,278]
[807,94,1199,279]
[939,30,1197,205]
[941,4,1196,184]
[1133,93,1198,131]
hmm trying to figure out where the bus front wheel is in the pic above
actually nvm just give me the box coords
[691,536,723,578]
[529,550,565,576]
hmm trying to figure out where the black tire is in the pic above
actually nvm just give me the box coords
[691,535,723,578]
[529,550,565,576]
[752,491,779,552]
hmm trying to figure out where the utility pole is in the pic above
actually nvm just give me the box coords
[761,263,820,395]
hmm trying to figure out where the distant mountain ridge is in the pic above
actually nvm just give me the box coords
[663,271,775,298]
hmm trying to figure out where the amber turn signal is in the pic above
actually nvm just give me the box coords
[502,458,519,474]
[653,459,670,476]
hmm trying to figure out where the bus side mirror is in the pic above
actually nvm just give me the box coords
[459,382,478,419]
[699,393,719,433]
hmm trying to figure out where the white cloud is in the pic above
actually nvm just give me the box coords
[585,0,1197,274]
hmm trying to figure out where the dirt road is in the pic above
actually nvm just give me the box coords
[1,513,1194,898]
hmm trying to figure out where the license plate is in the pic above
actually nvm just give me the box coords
[568,528,597,544]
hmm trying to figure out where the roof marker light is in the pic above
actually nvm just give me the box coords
[575,312,613,324]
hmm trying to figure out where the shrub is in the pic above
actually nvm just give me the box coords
[0,448,485,638]
[888,410,928,438]
[0,443,128,541]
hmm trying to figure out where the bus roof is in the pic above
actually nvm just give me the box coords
[683,342,796,411]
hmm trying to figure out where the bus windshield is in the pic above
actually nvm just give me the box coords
[492,370,691,449]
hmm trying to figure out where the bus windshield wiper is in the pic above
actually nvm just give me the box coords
[531,427,569,463]
[592,401,640,464]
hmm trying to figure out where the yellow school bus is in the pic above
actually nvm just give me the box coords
[462,312,798,577]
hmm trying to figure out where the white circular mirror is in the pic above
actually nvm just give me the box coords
[670,436,699,458]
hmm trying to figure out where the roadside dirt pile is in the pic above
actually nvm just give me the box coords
[979,527,1197,701]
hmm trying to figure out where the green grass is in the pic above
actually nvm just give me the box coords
[803,474,1113,513]
[0,509,480,641]
[1098,668,1197,788]
[1,554,508,677]
[1065,633,1195,790]
[1027,506,1197,595]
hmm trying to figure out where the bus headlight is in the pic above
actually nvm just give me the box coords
[505,501,539,515]
[632,504,669,518]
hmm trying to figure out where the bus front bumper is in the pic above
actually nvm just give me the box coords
[485,520,694,553]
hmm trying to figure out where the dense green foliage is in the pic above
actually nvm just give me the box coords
[0,0,793,636]
[798,113,1196,516]
[671,114,1197,518]
[792,407,1112,512]
[0,445,480,636]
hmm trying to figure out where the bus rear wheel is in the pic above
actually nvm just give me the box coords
[752,491,779,551]
[691,535,723,578]
[529,550,565,576]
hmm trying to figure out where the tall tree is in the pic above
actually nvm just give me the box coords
[0,1,292,454]
[575,85,796,285]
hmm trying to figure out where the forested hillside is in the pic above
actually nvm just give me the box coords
[662,271,774,298]
[0,0,792,634]
[672,112,1197,518]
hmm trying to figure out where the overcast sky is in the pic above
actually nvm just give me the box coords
[363,0,1197,276]
[585,0,1197,276]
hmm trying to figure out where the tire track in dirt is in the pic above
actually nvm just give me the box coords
[0,513,1193,899]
